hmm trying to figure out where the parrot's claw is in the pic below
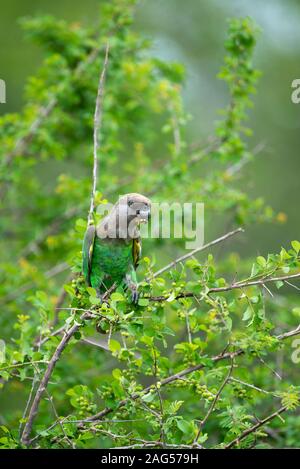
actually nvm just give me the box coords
[131,290,139,304]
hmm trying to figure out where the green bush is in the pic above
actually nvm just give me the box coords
[0,0,299,449]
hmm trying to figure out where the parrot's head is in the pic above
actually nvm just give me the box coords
[120,193,151,225]
[126,193,151,224]
[115,193,151,239]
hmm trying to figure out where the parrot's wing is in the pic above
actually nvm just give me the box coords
[132,237,142,270]
[82,225,96,286]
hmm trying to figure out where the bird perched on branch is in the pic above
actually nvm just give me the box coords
[82,193,151,303]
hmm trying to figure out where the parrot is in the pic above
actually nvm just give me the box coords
[82,193,151,303]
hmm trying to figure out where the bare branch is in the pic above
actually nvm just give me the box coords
[276,324,300,340]
[152,227,244,279]
[229,377,274,396]
[20,312,90,445]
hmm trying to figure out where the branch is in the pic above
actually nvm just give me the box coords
[20,312,90,445]
[224,406,287,449]
[224,141,266,178]
[276,324,300,340]
[149,272,300,302]
[82,324,300,425]
[87,42,110,225]
[152,229,244,279]
[194,356,234,443]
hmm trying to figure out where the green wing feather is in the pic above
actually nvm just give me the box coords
[132,237,142,270]
[82,225,96,286]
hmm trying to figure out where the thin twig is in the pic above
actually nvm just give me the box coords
[225,141,266,177]
[0,360,48,372]
[32,363,75,449]
[18,372,39,439]
[87,42,109,225]
[194,357,234,443]
[20,312,90,445]
[276,324,300,340]
[152,228,244,279]
[229,377,274,396]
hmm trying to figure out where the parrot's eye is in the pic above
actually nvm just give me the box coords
[128,200,133,207]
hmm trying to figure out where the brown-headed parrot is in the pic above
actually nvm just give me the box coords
[82,193,151,302]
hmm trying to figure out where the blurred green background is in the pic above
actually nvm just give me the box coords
[0,0,299,254]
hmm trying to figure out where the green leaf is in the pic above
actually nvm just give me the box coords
[109,339,121,353]
[291,240,300,254]
[89,296,100,305]
[138,298,149,306]
[141,392,155,403]
[280,248,291,261]
[87,287,97,297]
[177,419,194,435]
[242,306,252,322]
[292,307,300,317]
[110,292,125,302]
[256,256,266,268]
[64,284,75,296]
[112,368,122,380]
